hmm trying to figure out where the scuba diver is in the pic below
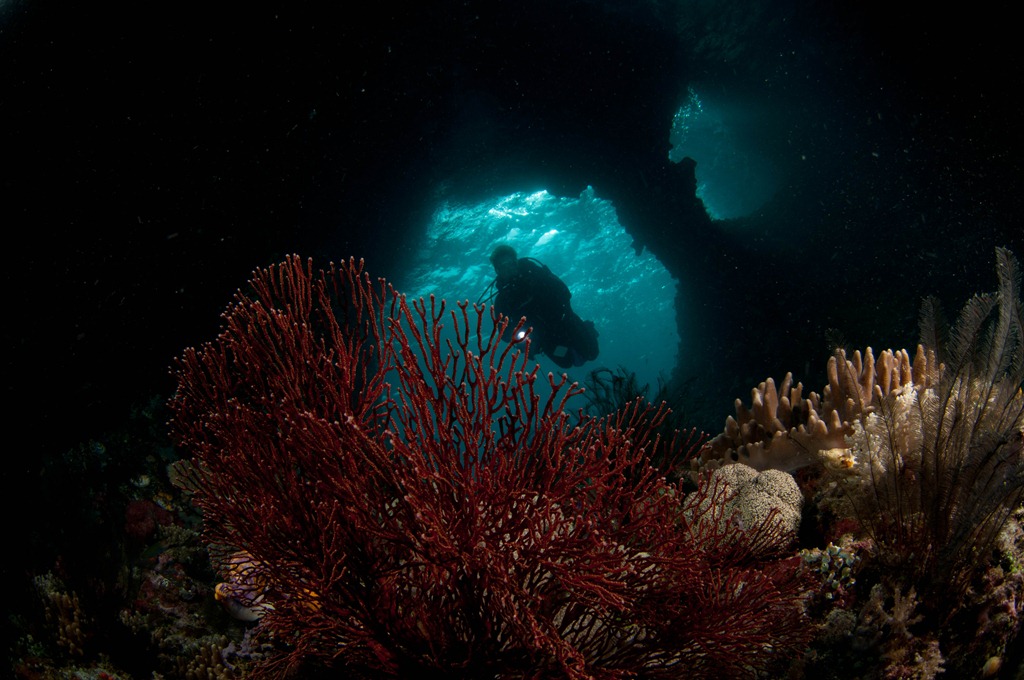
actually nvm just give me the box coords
[483,244,599,368]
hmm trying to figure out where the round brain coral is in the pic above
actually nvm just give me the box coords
[689,464,803,557]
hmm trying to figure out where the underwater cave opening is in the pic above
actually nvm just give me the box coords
[395,186,682,410]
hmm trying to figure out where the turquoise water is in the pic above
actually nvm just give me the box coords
[399,187,680,398]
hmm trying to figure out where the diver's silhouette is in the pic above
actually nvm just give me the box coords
[485,244,599,368]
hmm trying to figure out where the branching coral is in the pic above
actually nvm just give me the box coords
[33,573,89,658]
[701,251,1022,592]
[853,583,945,679]
[694,345,940,477]
[705,247,1024,679]
[695,371,841,474]
[169,256,814,679]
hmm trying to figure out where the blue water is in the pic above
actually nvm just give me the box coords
[397,187,679,402]
[671,86,783,221]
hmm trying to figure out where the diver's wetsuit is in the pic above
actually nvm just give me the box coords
[493,258,599,368]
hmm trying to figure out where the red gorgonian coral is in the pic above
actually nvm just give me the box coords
[169,255,813,679]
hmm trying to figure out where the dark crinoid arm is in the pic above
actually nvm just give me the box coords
[911,247,1024,597]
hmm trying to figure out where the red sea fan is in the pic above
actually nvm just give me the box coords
[169,255,812,679]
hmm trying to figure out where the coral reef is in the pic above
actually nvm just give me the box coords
[169,255,814,678]
[9,397,254,680]
[11,249,1021,680]
[721,248,1024,680]
[118,531,246,677]
[819,249,1023,606]
[853,583,945,679]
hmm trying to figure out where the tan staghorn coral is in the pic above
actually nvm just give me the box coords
[178,640,236,680]
[822,344,941,425]
[693,372,835,475]
[33,573,89,658]
[694,345,941,477]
